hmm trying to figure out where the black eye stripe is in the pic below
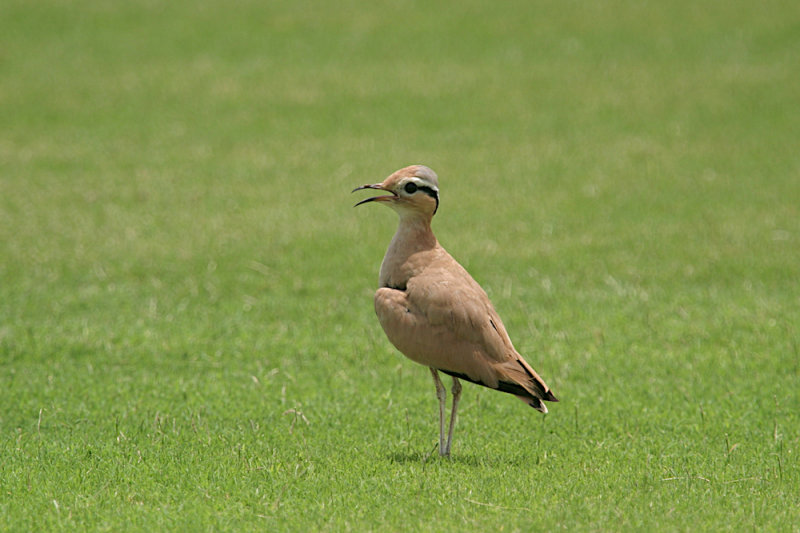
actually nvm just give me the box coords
[418,185,439,214]
[417,185,438,199]
[402,181,439,214]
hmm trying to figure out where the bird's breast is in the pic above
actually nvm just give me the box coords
[379,249,435,291]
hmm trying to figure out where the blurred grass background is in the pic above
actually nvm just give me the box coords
[1,0,799,530]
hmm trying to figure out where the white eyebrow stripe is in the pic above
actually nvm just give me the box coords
[407,176,439,192]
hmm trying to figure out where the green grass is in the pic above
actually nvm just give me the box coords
[2,0,799,530]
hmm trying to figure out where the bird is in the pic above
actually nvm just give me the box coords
[353,165,558,456]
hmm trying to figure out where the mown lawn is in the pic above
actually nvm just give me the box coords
[1,0,798,530]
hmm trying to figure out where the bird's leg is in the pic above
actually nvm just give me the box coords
[444,376,461,456]
[429,368,447,456]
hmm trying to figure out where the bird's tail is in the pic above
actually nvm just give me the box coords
[500,356,558,413]
[438,358,558,413]
[517,394,552,413]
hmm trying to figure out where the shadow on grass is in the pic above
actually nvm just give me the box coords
[386,448,527,467]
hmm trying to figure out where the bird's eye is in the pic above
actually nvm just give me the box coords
[404,182,418,194]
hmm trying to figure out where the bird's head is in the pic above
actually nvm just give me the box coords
[352,165,440,218]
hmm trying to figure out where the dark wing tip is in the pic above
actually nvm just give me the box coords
[544,390,559,402]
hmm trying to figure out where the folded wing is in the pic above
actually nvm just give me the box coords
[374,253,557,411]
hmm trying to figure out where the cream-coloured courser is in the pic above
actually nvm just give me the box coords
[353,165,558,456]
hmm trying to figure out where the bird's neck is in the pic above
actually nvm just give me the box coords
[379,215,438,289]
[393,215,438,252]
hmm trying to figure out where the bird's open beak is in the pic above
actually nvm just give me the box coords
[352,184,397,207]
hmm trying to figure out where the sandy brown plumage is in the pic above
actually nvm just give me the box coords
[354,165,557,456]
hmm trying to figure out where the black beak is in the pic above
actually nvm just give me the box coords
[352,184,397,207]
